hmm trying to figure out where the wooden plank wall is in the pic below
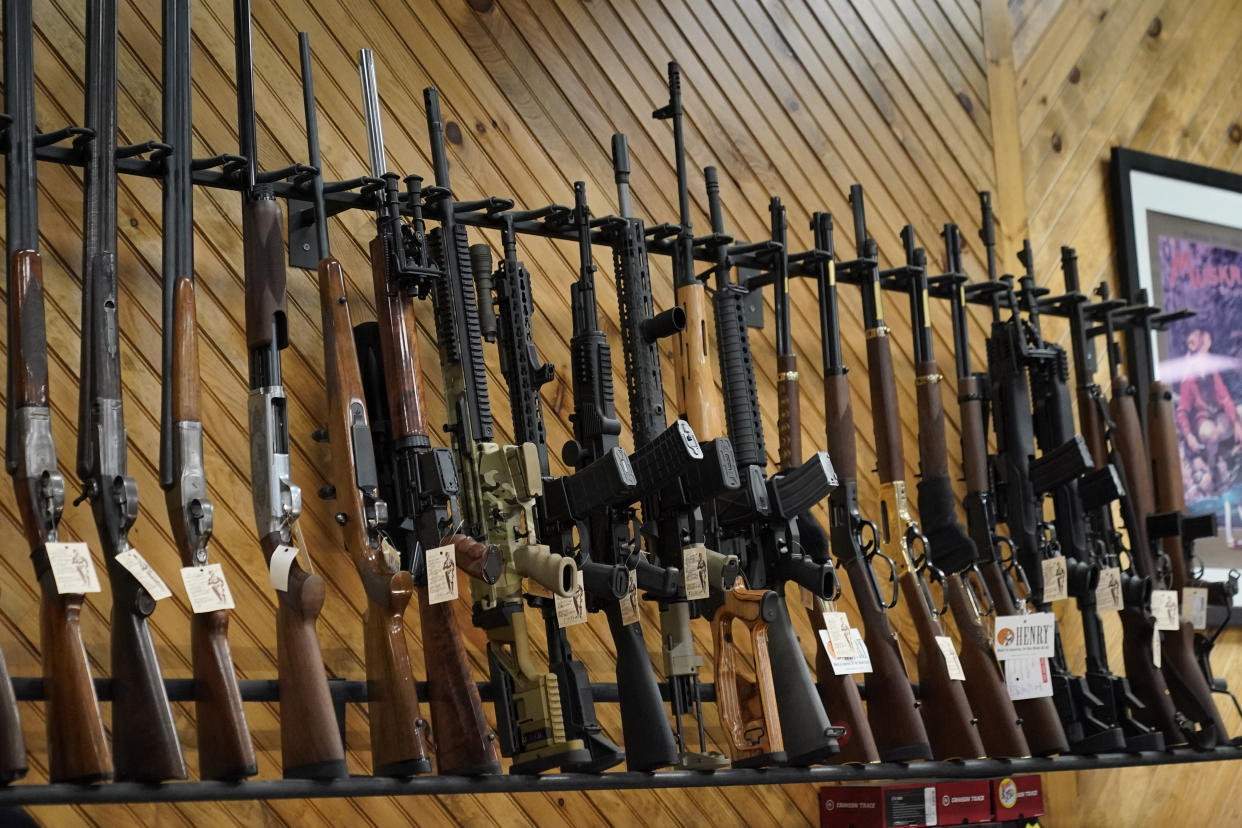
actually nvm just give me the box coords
[0,0,1238,824]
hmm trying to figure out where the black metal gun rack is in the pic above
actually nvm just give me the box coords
[1,129,1238,806]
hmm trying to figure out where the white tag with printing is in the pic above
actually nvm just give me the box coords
[822,611,858,659]
[936,635,967,681]
[180,563,235,613]
[115,548,171,601]
[682,544,710,601]
[1005,656,1054,700]
[992,612,1057,660]
[1151,590,1180,631]
[426,544,459,605]
[823,627,872,675]
[619,570,641,626]
[1183,586,1209,630]
[46,542,102,595]
[555,571,588,628]
[267,544,300,592]
[1096,567,1124,613]
[1041,557,1068,603]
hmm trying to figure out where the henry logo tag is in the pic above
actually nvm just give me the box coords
[682,544,710,601]
[555,570,588,628]
[992,612,1056,660]
[181,563,235,613]
[426,543,458,605]
[46,542,102,595]
[115,548,172,601]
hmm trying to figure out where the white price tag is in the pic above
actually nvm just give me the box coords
[180,563,235,613]
[1184,586,1209,630]
[46,542,101,595]
[619,570,641,626]
[821,611,858,659]
[1005,656,1054,700]
[115,548,171,601]
[1041,557,1068,603]
[1096,567,1124,613]
[682,544,710,601]
[426,543,459,605]
[936,635,966,681]
[823,627,872,675]
[267,544,300,592]
[554,571,588,628]
[1151,590,1180,631]
[1153,626,1162,668]
[924,786,938,826]
[992,612,1057,660]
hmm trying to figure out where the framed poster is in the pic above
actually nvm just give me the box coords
[1111,148,1242,587]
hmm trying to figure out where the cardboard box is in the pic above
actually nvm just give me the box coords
[820,783,939,828]
[935,780,994,824]
[991,775,1044,821]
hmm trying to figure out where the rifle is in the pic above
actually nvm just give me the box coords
[847,186,984,760]
[813,209,930,763]
[901,226,1028,759]
[3,0,77,785]
[76,0,185,782]
[424,86,591,774]
[978,198,1123,755]
[609,132,739,769]
[298,34,432,777]
[353,51,501,777]
[472,210,635,772]
[234,0,345,780]
[160,0,254,780]
[944,223,1070,757]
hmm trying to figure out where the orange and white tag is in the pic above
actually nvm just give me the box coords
[46,542,101,595]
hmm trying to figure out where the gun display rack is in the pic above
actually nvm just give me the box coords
[2,121,1239,807]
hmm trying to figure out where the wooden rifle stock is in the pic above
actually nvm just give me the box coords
[712,583,785,767]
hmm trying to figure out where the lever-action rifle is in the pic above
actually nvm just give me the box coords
[354,50,502,777]
[424,86,589,774]
[234,0,345,780]
[813,210,929,763]
[300,34,432,777]
[848,186,984,760]
[902,226,1028,759]
[4,0,80,784]
[160,0,254,781]
[77,0,185,782]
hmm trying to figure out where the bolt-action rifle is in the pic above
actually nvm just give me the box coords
[848,187,984,760]
[76,0,185,782]
[234,0,345,780]
[299,34,433,777]
[353,50,502,777]
[813,209,929,763]
[901,226,1028,759]
[943,223,1070,757]
[424,86,589,774]
[160,0,254,781]
[3,0,80,784]
[609,131,740,770]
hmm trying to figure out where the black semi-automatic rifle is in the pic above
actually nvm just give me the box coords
[76,0,185,782]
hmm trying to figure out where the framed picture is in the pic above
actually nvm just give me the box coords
[1111,148,1242,591]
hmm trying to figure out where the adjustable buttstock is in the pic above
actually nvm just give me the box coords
[712,587,786,767]
[364,569,432,776]
[603,602,677,771]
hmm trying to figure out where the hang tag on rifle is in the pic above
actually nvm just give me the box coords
[1152,626,1162,668]
[180,563,235,613]
[935,635,966,681]
[268,544,300,592]
[992,612,1056,660]
[426,543,458,605]
[1096,567,1124,613]
[1041,557,1068,603]
[46,542,102,595]
[619,570,641,626]
[682,544,710,601]
[1151,590,1180,631]
[823,627,872,675]
[1183,586,1209,630]
[555,570,588,628]
[821,611,858,660]
[1005,656,1053,700]
[115,549,171,601]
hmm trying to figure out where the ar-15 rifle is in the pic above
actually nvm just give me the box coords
[5,0,85,785]
[943,223,1070,757]
[76,0,185,782]
[609,132,739,770]
[299,34,432,777]
[353,50,502,777]
[234,0,345,780]
[900,226,1028,759]
[160,0,254,781]
[813,210,929,763]
[848,187,983,760]
[424,86,590,774]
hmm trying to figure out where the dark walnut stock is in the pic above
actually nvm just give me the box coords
[864,335,904,485]
[713,585,784,766]
[805,607,878,764]
[369,236,427,440]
